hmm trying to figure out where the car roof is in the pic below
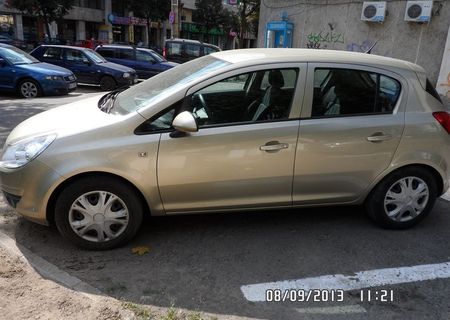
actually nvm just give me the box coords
[212,48,425,74]
[98,44,153,51]
[166,38,220,49]
[0,43,13,48]
[38,44,91,51]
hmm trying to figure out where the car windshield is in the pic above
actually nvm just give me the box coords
[84,49,106,63]
[150,50,165,62]
[0,46,39,65]
[113,55,230,115]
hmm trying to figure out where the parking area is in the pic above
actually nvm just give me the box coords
[1,89,450,319]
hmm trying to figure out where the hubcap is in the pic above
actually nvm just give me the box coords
[21,82,38,98]
[69,191,129,243]
[384,176,429,222]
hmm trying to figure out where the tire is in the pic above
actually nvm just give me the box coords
[54,176,144,250]
[99,76,117,91]
[17,79,41,98]
[365,167,438,229]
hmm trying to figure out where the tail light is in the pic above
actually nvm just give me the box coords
[162,47,167,58]
[433,112,450,134]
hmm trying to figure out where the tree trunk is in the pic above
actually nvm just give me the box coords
[239,3,247,49]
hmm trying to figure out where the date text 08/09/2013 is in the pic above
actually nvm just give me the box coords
[265,289,394,302]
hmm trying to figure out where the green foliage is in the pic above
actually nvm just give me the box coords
[194,0,226,30]
[129,0,171,22]
[5,0,74,22]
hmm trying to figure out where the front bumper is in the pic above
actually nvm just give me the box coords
[41,79,77,96]
[0,159,64,225]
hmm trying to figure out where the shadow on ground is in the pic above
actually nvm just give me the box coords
[11,200,450,320]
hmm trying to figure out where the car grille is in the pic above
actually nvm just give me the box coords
[64,75,76,81]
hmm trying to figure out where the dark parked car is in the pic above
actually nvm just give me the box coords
[95,44,178,80]
[163,38,220,64]
[0,35,28,51]
[0,43,77,98]
[30,45,138,91]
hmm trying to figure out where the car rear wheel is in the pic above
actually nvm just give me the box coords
[99,76,116,91]
[54,176,144,250]
[18,79,41,98]
[365,167,438,229]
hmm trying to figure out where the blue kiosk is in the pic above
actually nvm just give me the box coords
[264,20,294,48]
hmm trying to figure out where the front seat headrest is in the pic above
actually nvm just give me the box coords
[269,70,284,88]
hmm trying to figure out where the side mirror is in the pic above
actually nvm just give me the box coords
[83,60,91,66]
[172,111,198,133]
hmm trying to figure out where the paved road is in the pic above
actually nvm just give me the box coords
[1,89,450,319]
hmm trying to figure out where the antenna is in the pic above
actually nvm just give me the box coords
[365,40,378,54]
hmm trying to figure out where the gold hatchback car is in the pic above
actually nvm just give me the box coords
[1,49,449,250]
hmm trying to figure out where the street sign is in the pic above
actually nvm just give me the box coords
[169,11,175,24]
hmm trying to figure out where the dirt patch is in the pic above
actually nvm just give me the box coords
[0,246,133,320]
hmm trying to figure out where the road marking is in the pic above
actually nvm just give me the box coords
[296,305,366,314]
[241,261,450,302]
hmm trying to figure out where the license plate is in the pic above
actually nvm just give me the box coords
[69,83,77,89]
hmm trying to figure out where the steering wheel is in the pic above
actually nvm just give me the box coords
[196,93,214,122]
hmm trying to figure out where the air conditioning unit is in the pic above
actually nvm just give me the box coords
[361,2,387,22]
[404,1,433,22]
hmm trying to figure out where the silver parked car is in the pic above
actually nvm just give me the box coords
[1,49,449,250]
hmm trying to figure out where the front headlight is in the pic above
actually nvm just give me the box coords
[45,75,63,81]
[0,134,56,169]
[122,72,131,78]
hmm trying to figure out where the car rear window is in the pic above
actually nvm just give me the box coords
[311,68,401,117]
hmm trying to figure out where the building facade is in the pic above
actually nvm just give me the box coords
[258,0,450,86]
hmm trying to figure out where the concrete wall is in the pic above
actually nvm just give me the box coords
[258,0,450,84]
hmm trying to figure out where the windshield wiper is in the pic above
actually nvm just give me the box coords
[98,86,129,114]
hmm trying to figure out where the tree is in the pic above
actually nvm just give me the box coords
[237,0,260,48]
[129,0,171,47]
[5,0,74,41]
[194,0,225,42]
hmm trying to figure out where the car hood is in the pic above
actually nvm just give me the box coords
[5,94,129,146]
[15,62,73,76]
[160,61,178,68]
[99,61,135,73]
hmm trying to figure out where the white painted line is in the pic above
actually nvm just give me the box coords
[241,262,450,302]
[296,304,366,315]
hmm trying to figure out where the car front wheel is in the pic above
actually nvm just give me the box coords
[54,176,144,250]
[365,167,438,229]
[18,79,41,98]
[99,76,116,91]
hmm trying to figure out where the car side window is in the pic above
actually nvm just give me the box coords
[118,49,134,60]
[204,46,218,55]
[168,43,182,57]
[136,50,155,63]
[185,68,298,127]
[43,47,62,59]
[185,44,200,57]
[311,68,401,117]
[65,49,89,63]
[97,48,114,58]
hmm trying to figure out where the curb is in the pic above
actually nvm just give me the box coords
[0,231,103,299]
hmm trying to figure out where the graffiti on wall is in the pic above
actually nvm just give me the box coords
[346,40,373,53]
[306,31,344,49]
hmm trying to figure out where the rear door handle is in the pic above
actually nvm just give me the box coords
[366,132,393,143]
[260,141,289,151]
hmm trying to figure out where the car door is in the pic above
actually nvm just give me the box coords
[293,63,406,204]
[39,46,63,66]
[134,49,159,79]
[156,63,307,213]
[63,48,95,84]
[0,55,15,89]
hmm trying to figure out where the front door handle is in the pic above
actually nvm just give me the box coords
[260,141,289,151]
[366,132,393,143]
